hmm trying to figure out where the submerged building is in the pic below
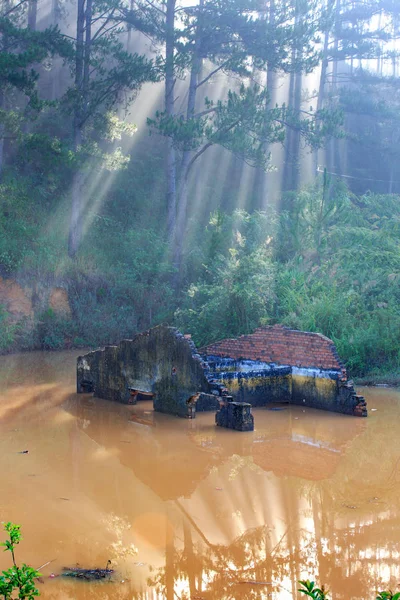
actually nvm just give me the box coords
[77,324,367,423]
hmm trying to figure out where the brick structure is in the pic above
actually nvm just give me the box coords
[201,325,367,417]
[202,325,343,372]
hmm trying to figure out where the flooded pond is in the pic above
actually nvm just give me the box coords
[1,350,400,599]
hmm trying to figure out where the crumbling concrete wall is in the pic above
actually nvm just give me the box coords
[77,326,210,417]
[201,325,367,417]
[77,323,367,420]
[204,358,292,406]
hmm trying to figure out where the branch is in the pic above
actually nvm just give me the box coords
[185,140,213,175]
[89,8,113,26]
[141,0,166,18]
[193,106,218,118]
[196,60,231,89]
[91,9,119,42]
[185,117,241,176]
[2,0,29,17]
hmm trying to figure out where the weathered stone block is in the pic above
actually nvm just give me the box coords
[216,401,254,431]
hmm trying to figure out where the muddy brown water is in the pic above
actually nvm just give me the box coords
[0,351,400,599]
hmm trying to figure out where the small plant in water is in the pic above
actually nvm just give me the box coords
[299,580,400,600]
[299,580,328,599]
[0,522,40,600]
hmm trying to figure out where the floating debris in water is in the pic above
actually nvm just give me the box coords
[62,566,114,581]
[267,407,286,411]
[17,450,29,454]
[238,580,272,585]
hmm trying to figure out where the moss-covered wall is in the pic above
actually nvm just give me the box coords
[215,370,292,406]
[77,326,210,417]
[77,327,367,420]
[291,368,367,416]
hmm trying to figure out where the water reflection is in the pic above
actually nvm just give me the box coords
[0,351,400,599]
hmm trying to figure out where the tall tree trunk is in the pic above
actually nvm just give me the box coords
[329,0,341,175]
[281,70,295,196]
[127,0,134,50]
[313,0,333,176]
[282,64,302,192]
[252,0,276,209]
[50,0,60,100]
[0,90,4,179]
[0,1,10,177]
[68,0,86,258]
[28,0,37,30]
[281,0,301,196]
[174,0,204,273]
[291,70,302,190]
[83,0,92,90]
[165,0,177,241]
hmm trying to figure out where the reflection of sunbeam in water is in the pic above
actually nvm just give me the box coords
[0,383,70,423]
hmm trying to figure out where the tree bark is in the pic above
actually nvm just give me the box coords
[68,0,86,258]
[281,0,301,196]
[329,0,342,175]
[173,0,204,273]
[28,0,37,30]
[252,0,276,209]
[313,0,333,176]
[165,0,177,241]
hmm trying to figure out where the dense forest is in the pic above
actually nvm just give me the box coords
[0,0,399,377]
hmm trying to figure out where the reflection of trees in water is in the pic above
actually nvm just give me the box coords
[143,501,400,600]
[63,392,400,599]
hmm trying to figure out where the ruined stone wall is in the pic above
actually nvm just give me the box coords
[77,326,210,417]
[201,326,367,417]
[78,324,367,419]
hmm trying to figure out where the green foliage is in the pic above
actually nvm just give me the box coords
[0,18,72,108]
[299,579,328,599]
[0,522,40,600]
[299,580,400,600]
[37,309,75,350]
[176,210,277,346]
[275,181,400,375]
[376,593,400,600]
[0,306,16,352]
[177,180,400,377]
